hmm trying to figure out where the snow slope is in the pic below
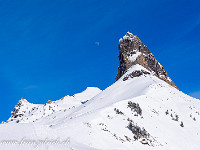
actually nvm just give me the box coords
[0,64,200,150]
[74,87,102,103]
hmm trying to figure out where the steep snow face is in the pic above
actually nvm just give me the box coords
[1,65,200,150]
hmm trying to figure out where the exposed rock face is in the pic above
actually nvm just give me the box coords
[10,98,28,122]
[116,32,178,89]
[123,70,150,81]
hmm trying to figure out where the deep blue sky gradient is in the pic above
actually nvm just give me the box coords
[0,0,200,122]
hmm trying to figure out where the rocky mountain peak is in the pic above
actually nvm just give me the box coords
[116,32,178,89]
[8,98,30,122]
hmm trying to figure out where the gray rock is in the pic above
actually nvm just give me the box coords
[116,32,178,89]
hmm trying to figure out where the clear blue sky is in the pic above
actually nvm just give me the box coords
[0,0,200,122]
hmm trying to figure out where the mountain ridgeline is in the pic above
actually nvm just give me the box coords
[116,32,178,89]
[1,32,200,150]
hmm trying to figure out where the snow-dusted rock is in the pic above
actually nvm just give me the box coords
[117,32,178,89]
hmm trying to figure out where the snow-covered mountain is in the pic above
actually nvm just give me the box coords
[0,32,200,150]
[5,87,102,124]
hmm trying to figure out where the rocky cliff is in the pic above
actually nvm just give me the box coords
[116,32,178,89]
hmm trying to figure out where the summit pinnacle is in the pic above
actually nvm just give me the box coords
[116,32,178,89]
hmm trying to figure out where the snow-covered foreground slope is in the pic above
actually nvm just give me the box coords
[0,64,200,150]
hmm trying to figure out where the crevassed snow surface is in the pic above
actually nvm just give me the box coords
[0,65,200,150]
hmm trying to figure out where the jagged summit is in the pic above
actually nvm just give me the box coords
[116,32,178,89]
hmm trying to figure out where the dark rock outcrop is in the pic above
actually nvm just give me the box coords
[123,70,150,81]
[116,32,178,89]
[10,98,27,120]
